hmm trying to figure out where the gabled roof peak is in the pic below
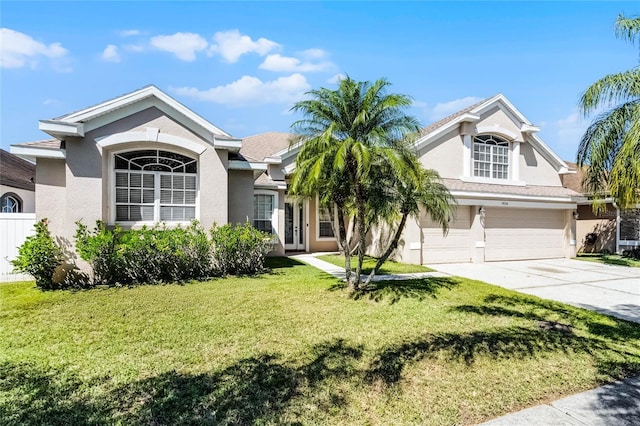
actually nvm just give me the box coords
[41,85,234,142]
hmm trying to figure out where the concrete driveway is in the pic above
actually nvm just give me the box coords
[430,258,640,323]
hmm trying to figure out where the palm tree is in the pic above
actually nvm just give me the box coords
[577,15,640,209]
[362,156,455,287]
[289,77,420,290]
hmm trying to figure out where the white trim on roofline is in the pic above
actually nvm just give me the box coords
[39,120,84,138]
[456,198,577,210]
[10,145,66,160]
[451,190,578,204]
[414,93,569,172]
[61,85,231,137]
[228,160,267,180]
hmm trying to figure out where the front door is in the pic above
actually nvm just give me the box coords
[285,200,305,250]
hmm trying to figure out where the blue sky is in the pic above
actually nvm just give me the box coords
[1,1,638,161]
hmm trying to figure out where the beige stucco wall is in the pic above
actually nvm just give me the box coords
[35,158,66,239]
[518,142,563,186]
[308,196,339,252]
[418,128,464,179]
[576,204,616,253]
[0,185,35,213]
[228,170,254,225]
[475,106,525,142]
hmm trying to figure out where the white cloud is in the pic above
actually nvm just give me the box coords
[43,98,59,106]
[327,73,345,84]
[100,44,121,63]
[0,28,68,69]
[150,32,208,61]
[259,53,334,73]
[298,48,328,60]
[429,96,483,121]
[171,73,310,107]
[208,29,279,63]
[119,29,140,37]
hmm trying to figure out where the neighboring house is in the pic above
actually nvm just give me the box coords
[0,149,35,213]
[11,86,582,265]
[562,162,639,254]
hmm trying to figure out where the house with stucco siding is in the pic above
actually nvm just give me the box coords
[11,86,583,264]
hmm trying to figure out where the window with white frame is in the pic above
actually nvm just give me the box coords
[254,194,275,234]
[473,135,509,179]
[0,193,21,213]
[317,204,335,239]
[114,150,197,222]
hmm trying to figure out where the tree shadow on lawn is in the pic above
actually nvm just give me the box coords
[454,294,640,343]
[0,340,364,425]
[329,277,461,304]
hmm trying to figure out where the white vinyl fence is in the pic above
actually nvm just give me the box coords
[0,213,36,282]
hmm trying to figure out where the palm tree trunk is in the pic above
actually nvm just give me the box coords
[364,212,408,287]
[353,185,367,291]
[335,203,351,282]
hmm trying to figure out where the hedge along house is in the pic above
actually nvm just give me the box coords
[10,86,266,256]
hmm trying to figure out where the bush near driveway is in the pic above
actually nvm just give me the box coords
[1,258,639,425]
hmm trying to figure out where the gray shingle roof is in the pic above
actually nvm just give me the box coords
[442,178,582,199]
[419,96,492,137]
[1,149,35,191]
[240,132,295,161]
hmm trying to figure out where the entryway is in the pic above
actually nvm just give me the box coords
[285,200,305,250]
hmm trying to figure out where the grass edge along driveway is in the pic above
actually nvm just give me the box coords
[1,257,639,425]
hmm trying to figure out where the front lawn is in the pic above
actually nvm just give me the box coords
[1,258,639,425]
[317,253,434,274]
[576,253,640,268]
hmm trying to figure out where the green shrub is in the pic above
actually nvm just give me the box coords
[74,221,213,286]
[12,218,64,290]
[210,223,273,275]
[75,220,120,285]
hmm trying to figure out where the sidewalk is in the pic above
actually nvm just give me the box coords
[482,376,640,425]
[291,252,640,425]
[290,252,449,282]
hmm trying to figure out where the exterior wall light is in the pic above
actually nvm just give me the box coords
[573,210,579,220]
[479,206,485,217]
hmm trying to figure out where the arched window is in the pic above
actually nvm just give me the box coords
[1,193,22,213]
[473,135,509,179]
[114,150,197,222]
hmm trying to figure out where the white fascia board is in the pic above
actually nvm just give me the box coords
[414,113,480,151]
[214,137,242,152]
[264,157,282,164]
[474,94,532,126]
[228,160,267,180]
[228,160,267,171]
[255,182,287,190]
[39,120,84,137]
[271,141,302,160]
[451,190,576,204]
[59,85,232,140]
[282,162,296,175]
[10,145,66,159]
[527,133,569,171]
[521,124,540,134]
[456,197,577,210]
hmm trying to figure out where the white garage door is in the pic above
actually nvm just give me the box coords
[422,206,471,264]
[485,208,565,261]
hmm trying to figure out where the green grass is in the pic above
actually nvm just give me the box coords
[317,253,434,274]
[576,253,640,268]
[1,257,639,425]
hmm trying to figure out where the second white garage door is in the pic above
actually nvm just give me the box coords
[422,205,471,263]
[485,208,565,261]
